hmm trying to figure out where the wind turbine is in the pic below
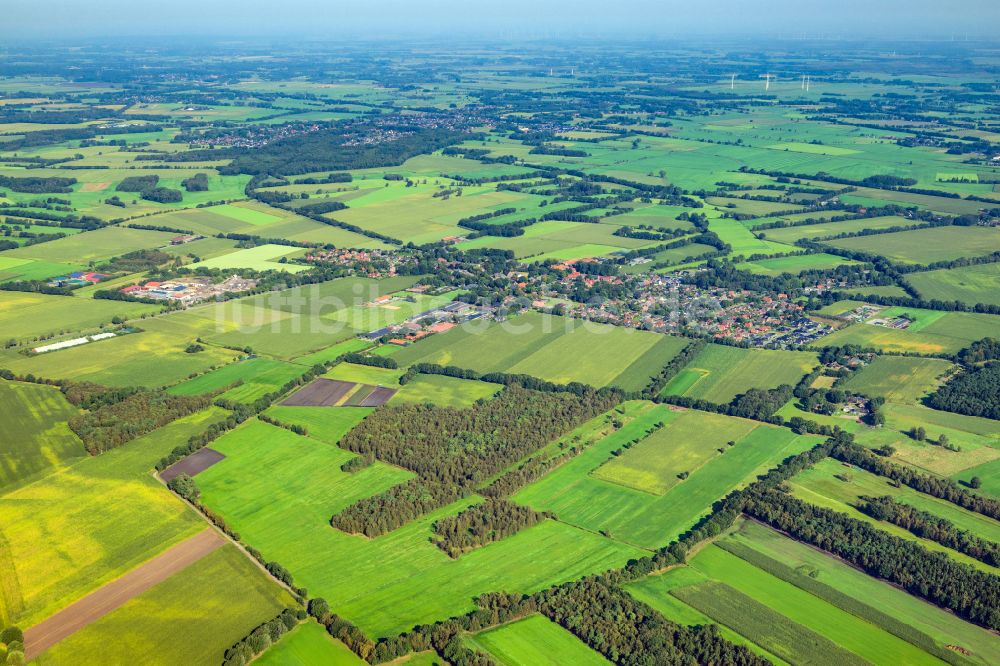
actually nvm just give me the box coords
[731,73,736,90]
[760,72,772,92]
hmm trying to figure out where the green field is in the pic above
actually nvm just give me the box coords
[790,459,1000,571]
[35,546,295,666]
[738,252,858,275]
[393,311,688,389]
[757,215,913,244]
[392,373,501,408]
[196,419,645,637]
[824,225,1000,265]
[906,263,1000,307]
[841,356,955,403]
[0,380,83,492]
[592,410,757,494]
[657,539,944,666]
[0,407,226,626]
[256,621,365,666]
[515,403,819,549]
[0,290,161,343]
[814,308,1000,354]
[166,356,304,403]
[467,614,610,666]
[720,520,1000,665]
[188,243,309,272]
[1,226,176,264]
[661,344,818,403]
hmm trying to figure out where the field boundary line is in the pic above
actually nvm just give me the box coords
[23,528,225,659]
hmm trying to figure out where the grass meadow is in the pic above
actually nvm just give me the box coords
[256,621,364,666]
[841,356,955,404]
[661,344,818,404]
[0,380,83,492]
[823,226,1000,265]
[466,614,610,666]
[35,546,295,666]
[392,311,688,390]
[0,407,227,627]
[906,263,1000,307]
[514,403,819,549]
[196,419,645,637]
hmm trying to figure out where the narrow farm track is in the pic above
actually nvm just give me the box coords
[22,528,225,659]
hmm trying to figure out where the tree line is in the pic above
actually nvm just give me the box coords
[857,495,1000,567]
[431,498,551,558]
[330,385,618,536]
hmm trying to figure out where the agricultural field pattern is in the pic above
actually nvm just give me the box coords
[2,9,1000,666]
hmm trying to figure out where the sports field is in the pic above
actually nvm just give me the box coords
[392,311,688,389]
[34,545,295,666]
[467,614,610,666]
[0,380,83,492]
[661,344,818,404]
[196,419,645,637]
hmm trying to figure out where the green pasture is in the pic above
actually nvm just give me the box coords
[813,308,1000,354]
[0,407,226,627]
[738,253,858,275]
[823,226,1000,265]
[257,621,364,666]
[515,404,818,549]
[197,420,644,637]
[757,215,913,244]
[467,614,610,666]
[166,356,304,403]
[0,290,160,344]
[907,263,1000,307]
[661,344,818,404]
[592,410,757,495]
[0,380,83,492]
[2,227,176,264]
[35,545,295,666]
[392,374,501,408]
[842,356,955,404]
[393,310,687,389]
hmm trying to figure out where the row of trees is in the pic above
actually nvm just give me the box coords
[743,488,1000,630]
[68,389,210,455]
[858,495,1000,567]
[431,499,551,558]
[331,385,618,536]
[830,441,1000,520]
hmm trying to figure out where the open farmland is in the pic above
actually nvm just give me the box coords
[33,545,295,666]
[515,403,819,549]
[906,263,1000,307]
[662,344,818,403]
[466,614,610,666]
[0,380,83,491]
[822,226,1000,264]
[196,419,645,637]
[4,33,1000,666]
[393,310,688,389]
[0,407,226,627]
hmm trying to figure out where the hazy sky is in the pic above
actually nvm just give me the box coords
[2,0,998,39]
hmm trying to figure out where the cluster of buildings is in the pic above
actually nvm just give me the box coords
[191,122,323,149]
[48,271,110,288]
[363,296,489,344]
[527,265,832,348]
[305,248,416,278]
[119,275,257,304]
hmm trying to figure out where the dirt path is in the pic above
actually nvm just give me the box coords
[23,528,225,659]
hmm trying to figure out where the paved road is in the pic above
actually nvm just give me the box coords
[24,528,225,659]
